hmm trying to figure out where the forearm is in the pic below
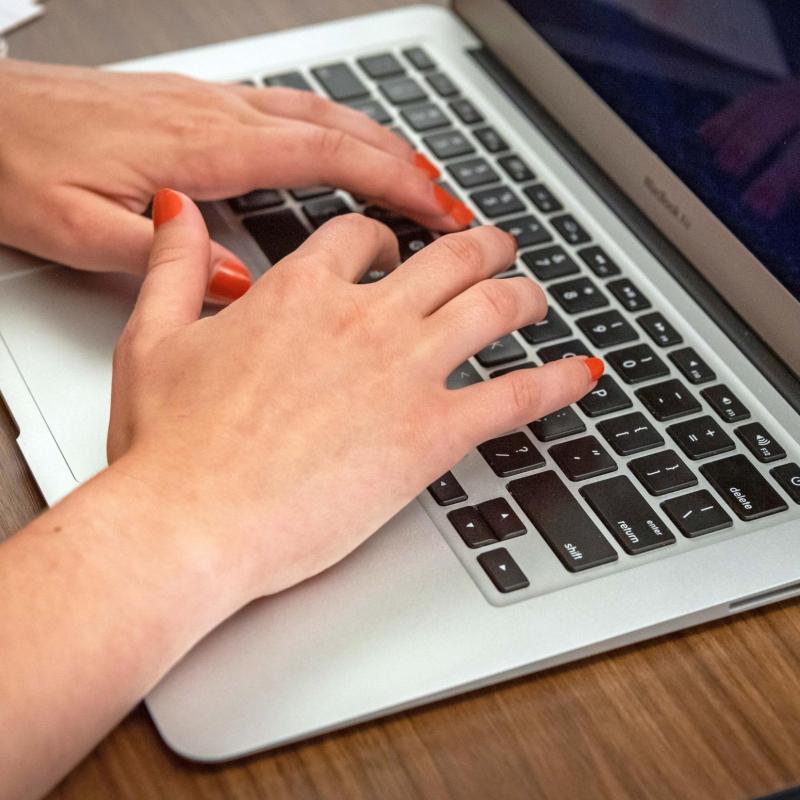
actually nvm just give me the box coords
[0,454,254,800]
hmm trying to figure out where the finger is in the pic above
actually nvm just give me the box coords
[450,357,603,443]
[275,213,400,283]
[382,225,517,316]
[742,134,800,218]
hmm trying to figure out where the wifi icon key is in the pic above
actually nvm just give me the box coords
[736,422,786,463]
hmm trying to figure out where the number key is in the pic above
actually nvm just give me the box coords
[607,344,669,384]
[577,310,637,348]
[550,277,608,314]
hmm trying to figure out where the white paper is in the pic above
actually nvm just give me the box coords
[0,0,43,35]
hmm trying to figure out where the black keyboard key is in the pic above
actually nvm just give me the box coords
[550,277,608,314]
[449,98,484,124]
[701,385,750,423]
[228,189,283,214]
[537,339,591,363]
[475,333,526,367]
[474,126,509,153]
[549,435,616,481]
[363,205,417,233]
[478,432,544,477]
[551,214,591,246]
[577,310,637,349]
[578,375,632,417]
[448,506,496,548]
[529,406,585,442]
[291,186,335,200]
[243,209,309,264]
[701,454,788,521]
[302,195,351,228]
[667,416,735,460]
[312,63,369,101]
[508,471,618,572]
[403,46,436,71]
[477,498,526,540]
[490,362,537,378]
[770,463,800,504]
[446,361,483,390]
[428,471,468,506]
[478,548,530,592]
[608,278,651,312]
[636,379,701,421]
[426,72,458,97]
[607,344,669,384]
[397,228,433,261]
[669,347,716,385]
[597,412,664,455]
[735,422,786,463]
[637,312,682,348]
[581,476,675,554]
[357,53,404,79]
[447,157,499,188]
[423,130,475,160]
[496,215,552,247]
[578,245,621,278]
[497,155,535,183]
[401,103,448,131]
[264,71,312,90]
[349,98,393,124]
[521,246,579,281]
[523,184,563,214]
[470,186,524,218]
[661,491,732,538]
[519,307,571,345]
[379,76,427,105]
[628,449,697,496]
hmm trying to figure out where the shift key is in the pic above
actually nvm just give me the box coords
[508,471,618,571]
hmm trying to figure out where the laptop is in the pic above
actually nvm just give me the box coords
[1,0,799,762]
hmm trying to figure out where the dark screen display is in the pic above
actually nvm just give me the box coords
[509,0,800,301]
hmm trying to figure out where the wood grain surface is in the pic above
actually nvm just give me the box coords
[3,2,800,798]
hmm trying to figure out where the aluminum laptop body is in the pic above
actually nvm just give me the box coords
[0,3,798,761]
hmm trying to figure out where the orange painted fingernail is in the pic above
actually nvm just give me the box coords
[584,357,605,382]
[433,184,457,214]
[413,152,440,180]
[152,188,182,229]
[451,201,474,227]
[207,260,252,303]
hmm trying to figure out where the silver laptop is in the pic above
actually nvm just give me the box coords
[2,1,799,762]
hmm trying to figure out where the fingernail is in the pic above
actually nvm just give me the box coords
[152,188,183,229]
[584,356,605,382]
[413,152,440,180]
[207,260,252,303]
[433,184,457,214]
[451,201,474,227]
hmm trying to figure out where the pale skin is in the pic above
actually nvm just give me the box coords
[0,61,602,800]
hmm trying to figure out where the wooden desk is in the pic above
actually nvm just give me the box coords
[3,2,800,798]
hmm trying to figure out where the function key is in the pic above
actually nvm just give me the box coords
[302,195,351,228]
[264,71,312,90]
[403,46,436,71]
[448,506,496,548]
[636,379,701,421]
[551,214,591,246]
[735,422,786,463]
[228,189,283,214]
[478,432,545,477]
[475,333,526,367]
[701,384,750,423]
[701,454,788,521]
[474,126,509,153]
[379,76,428,105]
[496,215,552,247]
[508,471,618,572]
[523,184,563,214]
[537,339,591,363]
[423,129,475,160]
[608,278,651,312]
[477,498,526,540]
[577,375,632,417]
[521,246,579,281]
[428,471,468,506]
[349,98,393,124]
[577,310,637,349]
[606,344,669,384]
[312,63,369,100]
[243,209,309,264]
[581,476,675,554]
[446,361,483,390]
[596,411,664,455]
[669,347,715,385]
[549,277,608,314]
[449,98,484,124]
[637,312,682,348]
[478,548,530,592]
[446,157,499,188]
[660,490,732,538]
[628,449,697,496]
[770,462,800,504]
[549,435,617,481]
[519,306,571,345]
[470,186,524,218]
[357,52,405,79]
[426,72,459,97]
[578,245,621,278]
[529,406,586,442]
[497,154,536,183]
[667,416,735,460]
[401,103,448,131]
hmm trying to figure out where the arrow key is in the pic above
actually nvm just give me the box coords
[428,471,468,506]
[478,548,530,592]
[448,506,497,548]
[477,497,526,540]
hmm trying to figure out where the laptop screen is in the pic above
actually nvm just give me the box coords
[507,0,800,303]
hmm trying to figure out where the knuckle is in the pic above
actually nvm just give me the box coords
[435,232,484,272]
[475,279,519,323]
[314,127,350,161]
[507,371,541,418]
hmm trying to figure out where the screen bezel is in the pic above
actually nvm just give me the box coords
[455,0,800,376]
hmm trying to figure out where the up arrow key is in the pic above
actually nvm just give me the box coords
[499,563,507,571]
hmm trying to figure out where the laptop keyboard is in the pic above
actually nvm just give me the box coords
[223,46,800,604]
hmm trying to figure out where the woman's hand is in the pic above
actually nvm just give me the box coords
[0,58,469,302]
[108,189,601,598]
